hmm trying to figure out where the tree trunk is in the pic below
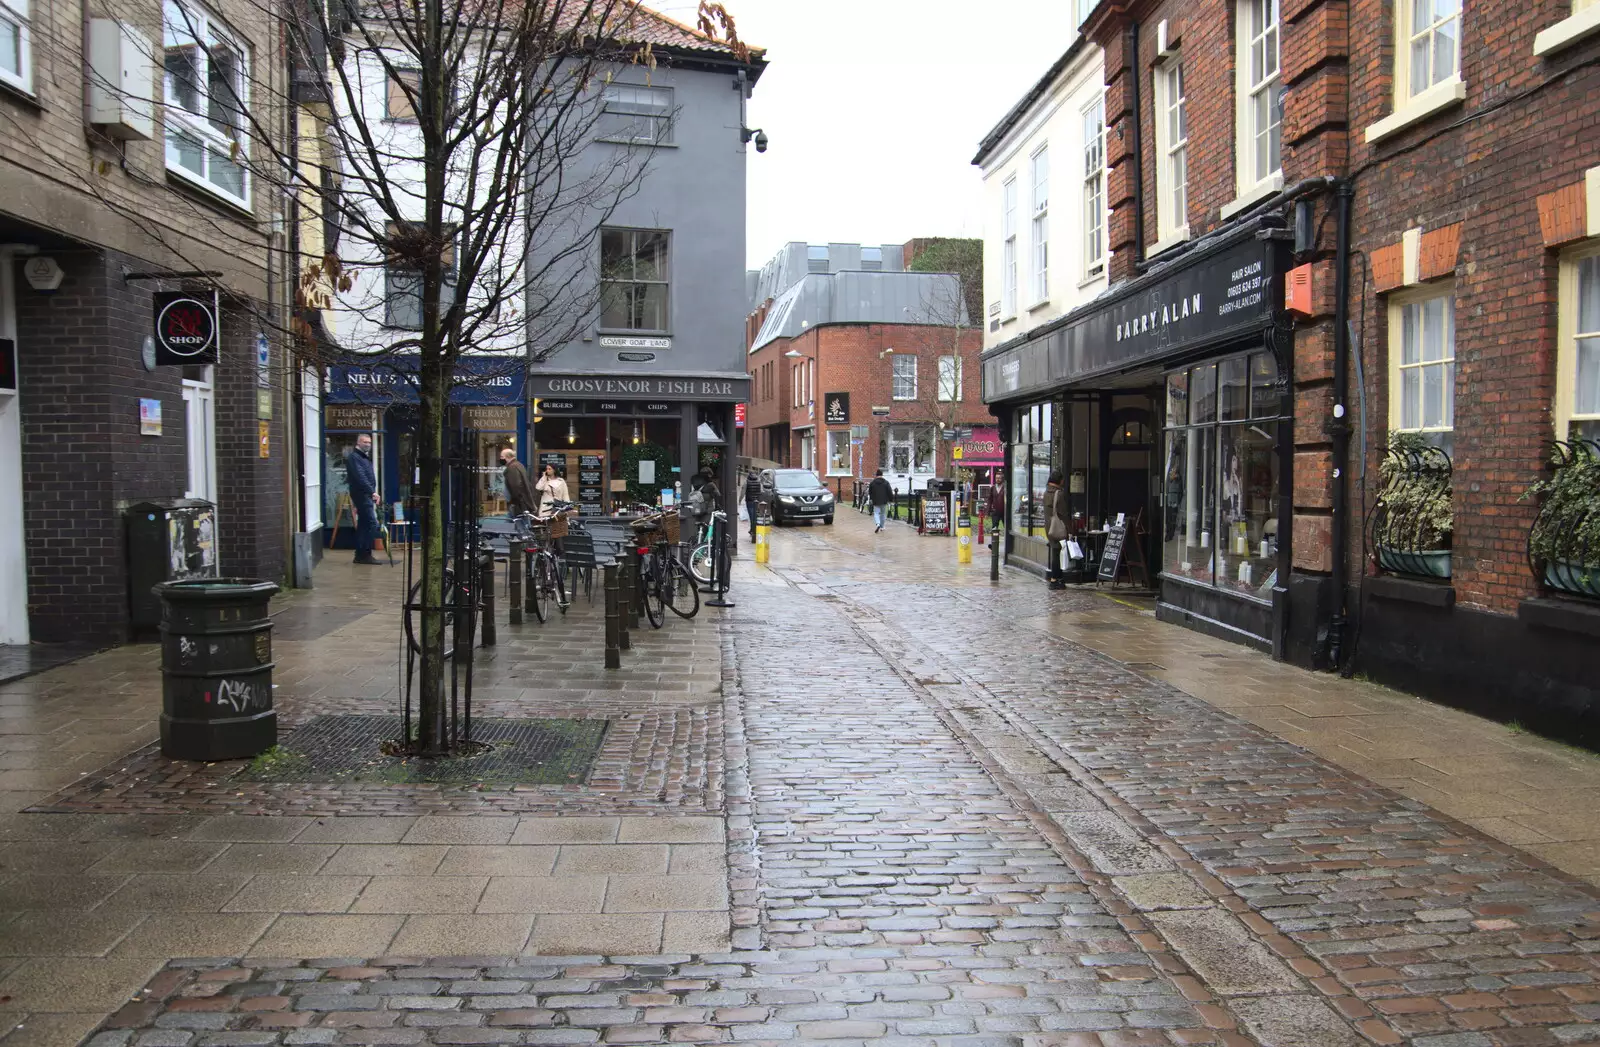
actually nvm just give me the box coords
[416,373,447,755]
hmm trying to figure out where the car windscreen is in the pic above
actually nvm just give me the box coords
[773,470,824,490]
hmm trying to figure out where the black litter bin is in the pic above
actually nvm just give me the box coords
[155,578,280,761]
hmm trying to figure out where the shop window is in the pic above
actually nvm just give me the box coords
[599,83,673,145]
[1388,287,1455,434]
[163,0,250,208]
[826,429,851,476]
[600,227,670,332]
[1556,245,1600,441]
[1009,402,1056,539]
[0,0,31,93]
[1162,353,1281,599]
[881,424,935,476]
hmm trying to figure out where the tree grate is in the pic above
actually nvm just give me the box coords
[238,714,608,785]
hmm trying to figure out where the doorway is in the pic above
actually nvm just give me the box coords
[0,253,27,644]
[181,366,218,503]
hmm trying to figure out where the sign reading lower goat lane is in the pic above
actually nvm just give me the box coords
[153,291,219,365]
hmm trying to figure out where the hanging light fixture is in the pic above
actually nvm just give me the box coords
[567,419,576,445]
[631,420,641,445]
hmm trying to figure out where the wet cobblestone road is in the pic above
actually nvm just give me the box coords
[36,515,1600,1047]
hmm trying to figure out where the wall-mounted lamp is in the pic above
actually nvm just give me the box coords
[567,419,576,445]
[878,347,895,360]
[740,127,768,153]
[783,349,803,358]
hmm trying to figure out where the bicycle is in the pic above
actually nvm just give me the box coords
[687,513,734,585]
[514,506,573,622]
[629,513,700,625]
[403,534,492,659]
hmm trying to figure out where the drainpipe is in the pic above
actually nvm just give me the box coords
[1127,20,1145,265]
[1326,181,1355,669]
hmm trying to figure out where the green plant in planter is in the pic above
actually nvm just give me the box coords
[1374,433,1453,578]
[618,441,674,506]
[1523,442,1600,597]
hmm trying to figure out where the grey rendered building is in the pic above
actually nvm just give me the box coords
[523,13,765,515]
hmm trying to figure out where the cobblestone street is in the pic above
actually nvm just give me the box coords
[1,511,1598,1047]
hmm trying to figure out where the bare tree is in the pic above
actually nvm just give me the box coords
[899,267,979,479]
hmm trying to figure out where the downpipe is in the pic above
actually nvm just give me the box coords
[1325,181,1355,670]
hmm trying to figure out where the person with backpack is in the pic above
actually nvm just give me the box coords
[1044,471,1068,590]
[868,469,894,532]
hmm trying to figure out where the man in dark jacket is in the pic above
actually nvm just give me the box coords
[743,469,762,539]
[500,448,537,518]
[868,469,893,532]
[346,434,381,565]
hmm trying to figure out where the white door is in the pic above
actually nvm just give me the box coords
[0,253,27,644]
[181,369,217,502]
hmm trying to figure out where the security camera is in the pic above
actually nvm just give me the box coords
[754,130,768,153]
[742,127,769,153]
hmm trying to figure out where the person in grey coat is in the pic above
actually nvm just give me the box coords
[346,434,381,565]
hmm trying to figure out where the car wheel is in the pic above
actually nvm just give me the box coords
[824,515,834,525]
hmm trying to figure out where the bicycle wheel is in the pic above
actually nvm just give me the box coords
[530,555,553,623]
[664,558,700,619]
[688,542,714,584]
[405,571,457,659]
[640,557,665,628]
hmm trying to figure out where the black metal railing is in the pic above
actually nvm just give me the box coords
[1526,438,1600,600]
[1369,439,1454,580]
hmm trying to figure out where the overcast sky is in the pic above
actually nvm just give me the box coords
[656,1,1083,269]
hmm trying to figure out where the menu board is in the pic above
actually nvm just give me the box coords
[537,451,566,474]
[921,497,949,535]
[577,453,605,516]
[1097,522,1126,582]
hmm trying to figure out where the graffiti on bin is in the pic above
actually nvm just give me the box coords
[210,678,268,712]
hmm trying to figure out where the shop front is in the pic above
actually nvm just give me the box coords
[323,355,527,547]
[983,222,1293,653]
[526,374,750,517]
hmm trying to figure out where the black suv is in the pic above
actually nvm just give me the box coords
[757,468,836,525]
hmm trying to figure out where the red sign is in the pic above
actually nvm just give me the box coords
[154,291,219,365]
[734,403,746,429]
[954,426,1003,466]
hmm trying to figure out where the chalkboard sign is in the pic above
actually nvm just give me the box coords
[1097,522,1126,582]
[577,453,605,515]
[922,498,949,535]
[538,451,566,473]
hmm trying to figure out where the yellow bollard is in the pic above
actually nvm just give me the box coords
[755,522,770,564]
[957,511,973,564]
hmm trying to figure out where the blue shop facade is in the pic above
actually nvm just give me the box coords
[321,355,527,549]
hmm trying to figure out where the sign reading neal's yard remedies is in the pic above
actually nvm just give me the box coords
[328,355,524,406]
[981,231,1281,403]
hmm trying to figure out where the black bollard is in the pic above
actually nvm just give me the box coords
[705,514,736,609]
[604,562,620,669]
[507,542,522,625]
[618,553,632,651]
[991,525,1002,582]
[479,551,496,647]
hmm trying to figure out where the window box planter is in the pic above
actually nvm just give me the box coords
[1544,560,1600,600]
[1377,546,1452,579]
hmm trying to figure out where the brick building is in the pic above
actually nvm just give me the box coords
[745,242,989,496]
[0,0,291,644]
[980,1,1600,742]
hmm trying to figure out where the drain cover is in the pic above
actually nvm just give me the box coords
[238,715,607,785]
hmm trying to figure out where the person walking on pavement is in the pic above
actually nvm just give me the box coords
[534,462,570,516]
[1044,470,1069,589]
[744,468,762,540]
[868,469,893,532]
[500,448,537,520]
[346,434,382,565]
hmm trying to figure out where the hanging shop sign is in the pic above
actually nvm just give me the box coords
[734,403,746,429]
[952,426,1003,467]
[823,392,849,426]
[153,291,219,365]
[463,405,519,431]
[982,228,1281,403]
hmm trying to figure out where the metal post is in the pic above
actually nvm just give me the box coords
[991,524,1001,581]
[625,548,641,631]
[479,551,495,647]
[507,542,522,626]
[706,515,735,608]
[604,562,621,668]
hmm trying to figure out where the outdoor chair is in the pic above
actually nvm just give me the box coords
[559,530,607,602]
